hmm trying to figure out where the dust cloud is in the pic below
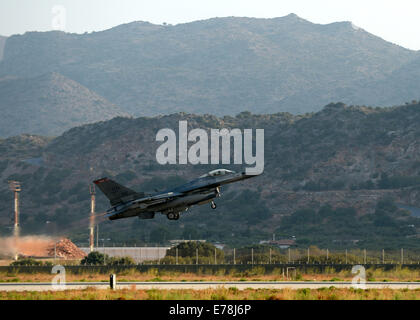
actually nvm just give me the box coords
[0,235,57,258]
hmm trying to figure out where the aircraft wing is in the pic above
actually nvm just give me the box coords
[104,191,185,217]
[131,191,184,207]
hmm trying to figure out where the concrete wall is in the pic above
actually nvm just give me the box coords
[80,247,169,263]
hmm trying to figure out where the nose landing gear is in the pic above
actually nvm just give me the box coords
[211,201,217,210]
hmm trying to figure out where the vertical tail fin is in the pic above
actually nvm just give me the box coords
[93,178,143,206]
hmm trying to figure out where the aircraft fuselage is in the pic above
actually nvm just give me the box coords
[97,169,258,221]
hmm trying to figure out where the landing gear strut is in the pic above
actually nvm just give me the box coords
[211,201,217,210]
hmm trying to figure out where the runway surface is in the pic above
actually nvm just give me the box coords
[0,281,419,291]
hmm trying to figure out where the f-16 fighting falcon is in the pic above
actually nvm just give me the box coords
[94,169,259,221]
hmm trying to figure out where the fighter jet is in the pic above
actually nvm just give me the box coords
[94,169,259,221]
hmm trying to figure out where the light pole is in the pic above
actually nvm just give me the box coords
[89,184,96,252]
[8,181,21,261]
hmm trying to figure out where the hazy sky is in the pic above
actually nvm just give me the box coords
[0,0,419,50]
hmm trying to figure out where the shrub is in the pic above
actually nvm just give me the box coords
[10,258,43,266]
[81,251,109,265]
[108,256,136,266]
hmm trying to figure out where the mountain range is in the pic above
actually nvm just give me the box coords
[0,35,6,61]
[0,72,127,136]
[1,14,420,137]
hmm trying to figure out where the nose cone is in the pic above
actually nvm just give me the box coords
[217,170,262,186]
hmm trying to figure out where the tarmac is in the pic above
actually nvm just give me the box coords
[0,281,419,291]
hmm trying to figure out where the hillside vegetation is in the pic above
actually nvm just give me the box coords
[0,103,419,248]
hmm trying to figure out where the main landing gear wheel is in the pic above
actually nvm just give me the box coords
[211,201,217,209]
[167,212,180,220]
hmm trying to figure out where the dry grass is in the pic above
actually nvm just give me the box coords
[0,287,419,300]
[0,267,419,283]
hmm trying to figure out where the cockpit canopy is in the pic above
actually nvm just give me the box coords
[200,169,236,178]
